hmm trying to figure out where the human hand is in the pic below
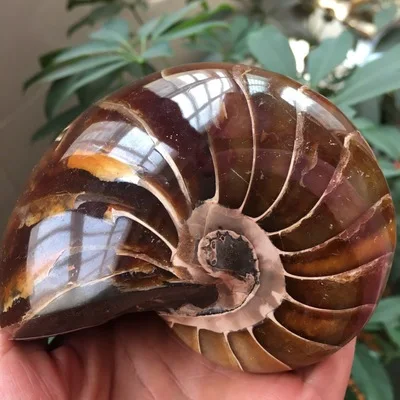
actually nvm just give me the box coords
[0,313,355,400]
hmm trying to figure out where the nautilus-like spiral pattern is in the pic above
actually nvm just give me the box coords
[0,63,396,373]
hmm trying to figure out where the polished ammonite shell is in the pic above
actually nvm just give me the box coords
[0,62,396,373]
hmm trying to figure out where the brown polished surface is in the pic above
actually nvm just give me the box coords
[0,62,395,373]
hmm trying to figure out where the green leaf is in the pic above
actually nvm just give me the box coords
[379,158,400,179]
[54,42,121,63]
[158,21,228,41]
[68,3,123,36]
[176,3,233,29]
[32,105,86,141]
[374,4,398,30]
[308,31,353,88]
[354,120,400,160]
[386,325,400,347]
[227,17,260,62]
[229,16,251,43]
[45,60,128,117]
[395,90,400,109]
[351,116,375,131]
[367,296,400,327]
[90,18,130,43]
[373,335,400,363]
[141,42,173,59]
[355,97,382,124]
[24,55,125,89]
[333,43,400,106]
[68,60,128,92]
[377,29,400,53]
[352,343,394,400]
[39,48,68,69]
[344,387,359,400]
[138,16,162,40]
[339,104,357,119]
[191,31,224,53]
[247,25,297,79]
[125,62,154,78]
[151,1,202,39]
[67,0,115,10]
[389,250,400,285]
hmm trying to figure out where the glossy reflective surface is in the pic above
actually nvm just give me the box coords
[0,63,395,373]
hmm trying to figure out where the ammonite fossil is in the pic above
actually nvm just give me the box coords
[0,62,396,373]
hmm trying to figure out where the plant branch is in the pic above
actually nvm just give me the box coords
[123,1,144,26]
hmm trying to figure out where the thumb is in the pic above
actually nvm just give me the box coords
[0,330,66,400]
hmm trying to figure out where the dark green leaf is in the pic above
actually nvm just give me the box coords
[76,70,119,106]
[352,343,394,400]
[248,25,297,79]
[54,42,121,63]
[169,3,234,32]
[355,97,382,124]
[364,320,382,331]
[195,16,252,61]
[344,387,359,400]
[39,48,68,69]
[125,62,154,78]
[374,4,398,30]
[152,1,202,38]
[125,63,145,78]
[333,43,400,106]
[386,325,400,347]
[377,29,400,53]
[45,76,79,119]
[158,21,228,41]
[308,30,353,88]
[395,90,400,109]
[389,250,400,284]
[32,105,86,141]
[373,335,400,363]
[24,55,125,89]
[141,42,173,59]
[68,3,123,36]
[67,0,115,10]
[367,296,400,327]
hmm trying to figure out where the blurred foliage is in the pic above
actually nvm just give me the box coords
[26,0,400,398]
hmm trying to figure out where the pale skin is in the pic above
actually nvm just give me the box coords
[0,313,356,400]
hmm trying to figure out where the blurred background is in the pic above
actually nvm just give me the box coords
[1,0,400,398]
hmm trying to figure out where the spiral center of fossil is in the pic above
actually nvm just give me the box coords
[164,201,286,332]
[198,230,258,281]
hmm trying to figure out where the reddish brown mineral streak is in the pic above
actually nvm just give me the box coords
[0,62,396,373]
